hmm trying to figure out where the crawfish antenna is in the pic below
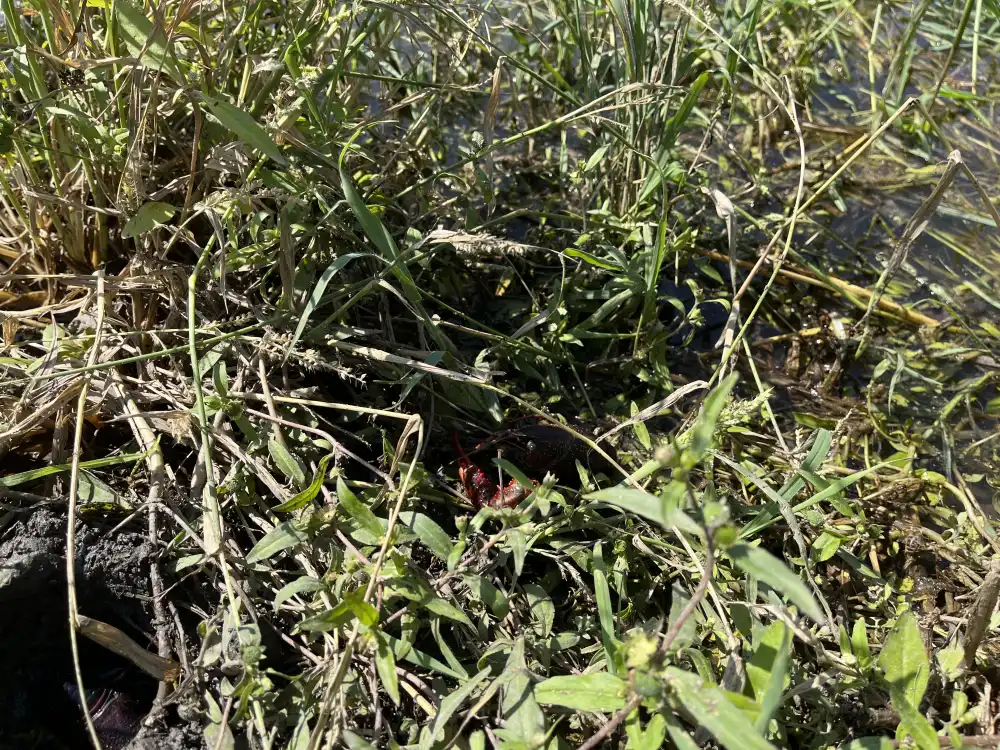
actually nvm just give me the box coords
[452,431,471,465]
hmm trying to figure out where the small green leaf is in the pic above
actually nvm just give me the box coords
[852,617,873,668]
[273,453,334,512]
[728,543,824,624]
[630,401,652,450]
[565,248,619,270]
[337,478,386,544]
[879,611,930,709]
[419,668,491,750]
[889,684,940,750]
[463,574,509,619]
[114,0,181,78]
[937,638,964,681]
[421,595,474,628]
[593,542,618,667]
[534,673,628,712]
[666,584,698,651]
[749,622,792,733]
[202,93,286,165]
[203,690,235,750]
[78,471,126,508]
[342,730,376,750]
[398,511,453,562]
[524,583,555,639]
[626,712,668,750]
[508,527,527,581]
[584,144,610,172]
[284,253,364,361]
[122,201,176,238]
[297,591,378,632]
[268,434,307,487]
[246,521,307,564]
[586,487,668,527]
[375,632,401,706]
[810,531,841,562]
[685,372,738,467]
[274,576,323,611]
[663,668,776,750]
[498,638,545,745]
[339,167,400,261]
[383,633,466,679]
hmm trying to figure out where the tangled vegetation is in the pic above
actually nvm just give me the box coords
[2,0,1000,748]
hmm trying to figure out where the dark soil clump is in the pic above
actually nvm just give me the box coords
[0,508,169,749]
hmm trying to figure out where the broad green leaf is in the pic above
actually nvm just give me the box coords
[852,618,873,669]
[889,684,940,750]
[497,638,545,745]
[666,584,698,651]
[268,434,306,487]
[375,632,400,706]
[727,544,824,624]
[419,668,491,750]
[114,0,181,78]
[508,527,527,580]
[586,486,669,529]
[626,712,667,750]
[398,511,453,562]
[524,583,555,639]
[810,531,841,562]
[78,471,127,508]
[337,478,386,544]
[284,253,364,361]
[123,201,176,238]
[664,713,702,750]
[383,579,473,627]
[747,621,791,699]
[584,144,610,172]
[684,372,738,467]
[534,673,628,712]
[246,521,307,564]
[273,453,334,512]
[422,595,474,628]
[383,633,466,679]
[879,611,930,709]
[202,93,286,165]
[273,576,323,611]
[203,690,235,750]
[296,591,378,632]
[936,638,964,681]
[748,622,792,733]
[663,668,776,750]
[463,574,509,619]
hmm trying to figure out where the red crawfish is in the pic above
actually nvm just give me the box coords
[453,422,618,509]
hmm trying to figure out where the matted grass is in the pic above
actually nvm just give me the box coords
[2,0,1000,748]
